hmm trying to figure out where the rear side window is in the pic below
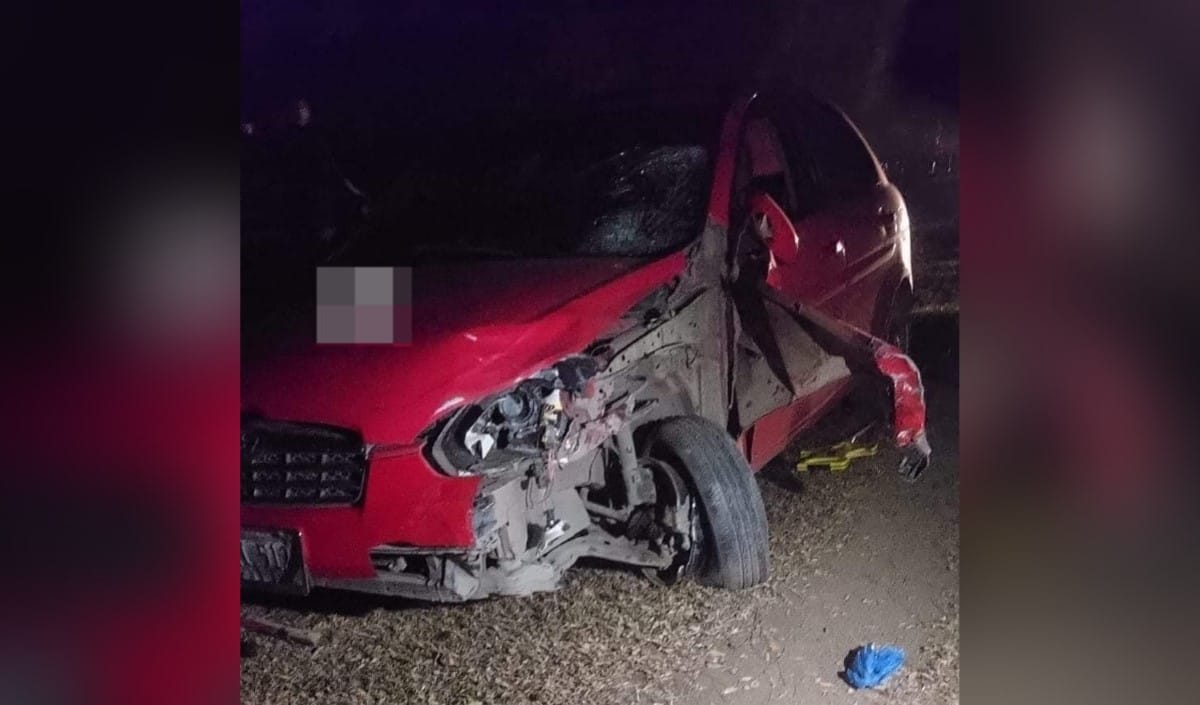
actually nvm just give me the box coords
[775,99,880,216]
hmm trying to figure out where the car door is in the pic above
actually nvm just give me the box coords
[774,97,903,332]
[740,114,842,309]
[730,97,910,467]
[731,108,857,468]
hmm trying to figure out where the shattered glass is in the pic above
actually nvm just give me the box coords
[319,139,711,263]
[572,146,710,257]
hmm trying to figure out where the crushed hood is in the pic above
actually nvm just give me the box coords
[242,254,686,443]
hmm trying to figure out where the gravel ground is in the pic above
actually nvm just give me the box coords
[241,381,958,705]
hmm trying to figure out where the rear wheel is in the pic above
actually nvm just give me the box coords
[640,416,769,589]
[887,284,914,352]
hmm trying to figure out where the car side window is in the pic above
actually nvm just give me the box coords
[775,99,881,217]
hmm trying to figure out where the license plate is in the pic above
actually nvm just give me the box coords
[240,529,307,592]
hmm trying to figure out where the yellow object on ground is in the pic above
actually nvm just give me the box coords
[795,441,880,473]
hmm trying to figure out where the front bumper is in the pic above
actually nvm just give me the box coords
[241,446,481,584]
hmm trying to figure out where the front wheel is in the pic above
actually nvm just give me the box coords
[640,416,769,589]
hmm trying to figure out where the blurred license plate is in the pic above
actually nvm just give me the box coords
[240,529,307,592]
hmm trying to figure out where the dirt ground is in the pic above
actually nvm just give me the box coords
[242,325,959,705]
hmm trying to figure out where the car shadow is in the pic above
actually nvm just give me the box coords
[242,587,427,617]
[838,647,860,686]
[758,458,808,495]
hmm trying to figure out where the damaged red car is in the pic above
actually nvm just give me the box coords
[240,92,930,601]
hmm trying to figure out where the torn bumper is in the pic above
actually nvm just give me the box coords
[873,344,932,481]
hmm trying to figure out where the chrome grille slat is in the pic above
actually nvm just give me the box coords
[241,418,366,506]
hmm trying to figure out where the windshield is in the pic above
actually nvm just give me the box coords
[242,116,714,267]
[351,143,709,262]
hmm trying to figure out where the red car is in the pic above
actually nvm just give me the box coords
[240,92,930,600]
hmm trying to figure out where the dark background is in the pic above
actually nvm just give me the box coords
[240,0,958,300]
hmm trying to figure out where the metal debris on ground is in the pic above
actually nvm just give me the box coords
[241,614,324,647]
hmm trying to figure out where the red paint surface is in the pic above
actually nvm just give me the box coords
[746,377,853,471]
[707,95,753,227]
[873,344,928,449]
[244,254,686,445]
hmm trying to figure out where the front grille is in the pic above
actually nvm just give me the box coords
[241,417,367,505]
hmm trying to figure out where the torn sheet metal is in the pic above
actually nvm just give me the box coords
[754,283,932,478]
[874,343,931,481]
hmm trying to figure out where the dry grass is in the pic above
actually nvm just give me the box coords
[884,613,960,705]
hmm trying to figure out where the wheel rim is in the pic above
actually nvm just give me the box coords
[636,457,700,585]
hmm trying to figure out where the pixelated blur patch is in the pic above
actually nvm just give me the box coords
[353,266,393,305]
[316,267,413,344]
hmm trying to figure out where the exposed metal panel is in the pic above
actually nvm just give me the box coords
[732,293,850,431]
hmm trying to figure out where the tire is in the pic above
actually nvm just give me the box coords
[887,285,914,353]
[641,416,769,589]
[889,308,912,353]
[873,281,913,353]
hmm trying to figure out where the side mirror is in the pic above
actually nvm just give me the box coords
[747,192,800,264]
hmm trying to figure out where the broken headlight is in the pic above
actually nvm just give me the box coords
[427,378,565,476]
[425,357,597,477]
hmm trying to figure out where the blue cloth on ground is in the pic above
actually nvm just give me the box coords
[845,643,905,688]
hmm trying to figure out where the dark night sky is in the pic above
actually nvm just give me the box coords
[241,1,954,128]
[241,0,957,242]
[242,2,756,132]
